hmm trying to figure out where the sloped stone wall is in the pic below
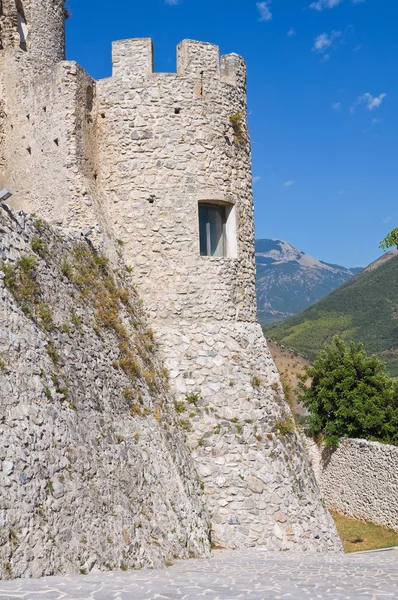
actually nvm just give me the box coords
[309,438,398,531]
[0,205,210,579]
[159,321,341,551]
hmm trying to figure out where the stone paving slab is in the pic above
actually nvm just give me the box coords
[0,548,397,600]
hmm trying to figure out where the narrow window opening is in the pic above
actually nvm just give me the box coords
[86,85,94,112]
[53,138,59,146]
[174,108,181,115]
[16,1,28,52]
[43,107,47,112]
[26,146,31,154]
[199,203,227,257]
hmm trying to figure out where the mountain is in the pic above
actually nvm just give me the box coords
[256,239,362,324]
[263,250,398,377]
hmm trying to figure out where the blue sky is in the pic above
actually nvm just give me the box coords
[66,0,397,268]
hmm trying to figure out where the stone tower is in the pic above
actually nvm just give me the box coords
[0,3,341,553]
[95,40,340,549]
[0,0,101,232]
[0,0,65,66]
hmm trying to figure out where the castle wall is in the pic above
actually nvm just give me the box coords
[309,438,398,532]
[0,0,109,240]
[0,205,210,578]
[96,39,341,551]
[0,59,100,231]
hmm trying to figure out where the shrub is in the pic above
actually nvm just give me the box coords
[252,376,262,388]
[38,304,55,331]
[230,112,245,144]
[2,256,40,314]
[33,218,48,233]
[174,400,186,414]
[31,237,48,258]
[186,393,200,405]
[298,336,398,446]
[180,419,192,432]
[275,412,295,437]
[46,341,59,364]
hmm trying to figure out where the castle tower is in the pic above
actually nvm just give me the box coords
[0,0,65,68]
[0,0,104,235]
[96,39,341,551]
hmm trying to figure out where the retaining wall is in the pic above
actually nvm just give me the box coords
[309,438,398,531]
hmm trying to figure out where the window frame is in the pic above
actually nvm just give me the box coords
[198,201,237,259]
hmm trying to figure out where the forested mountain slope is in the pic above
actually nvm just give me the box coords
[263,250,398,377]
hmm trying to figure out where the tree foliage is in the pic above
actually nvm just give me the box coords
[380,227,398,251]
[298,336,398,446]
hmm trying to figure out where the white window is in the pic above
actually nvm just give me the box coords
[199,202,237,258]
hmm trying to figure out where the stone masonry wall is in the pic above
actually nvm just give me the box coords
[0,60,100,231]
[309,438,398,531]
[96,39,256,324]
[0,0,65,68]
[0,2,115,254]
[0,205,210,579]
[95,39,341,551]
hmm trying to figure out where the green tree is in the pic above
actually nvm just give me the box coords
[298,335,398,446]
[380,227,398,251]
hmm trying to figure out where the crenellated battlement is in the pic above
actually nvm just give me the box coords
[110,37,246,88]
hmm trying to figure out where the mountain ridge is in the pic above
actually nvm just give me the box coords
[255,239,361,324]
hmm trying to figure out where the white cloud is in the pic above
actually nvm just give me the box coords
[310,0,343,10]
[383,216,392,224]
[332,102,342,111]
[312,31,342,55]
[253,176,261,183]
[164,0,181,4]
[283,180,295,188]
[352,92,387,113]
[257,1,272,21]
[363,93,387,110]
[310,0,365,10]
[287,28,296,37]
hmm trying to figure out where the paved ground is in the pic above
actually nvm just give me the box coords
[0,548,397,600]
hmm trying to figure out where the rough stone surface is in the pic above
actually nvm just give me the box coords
[309,438,398,531]
[0,548,397,599]
[0,0,341,574]
[0,206,210,579]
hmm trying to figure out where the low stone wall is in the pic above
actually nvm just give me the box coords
[309,438,398,531]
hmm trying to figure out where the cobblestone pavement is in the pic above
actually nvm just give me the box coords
[0,548,397,600]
